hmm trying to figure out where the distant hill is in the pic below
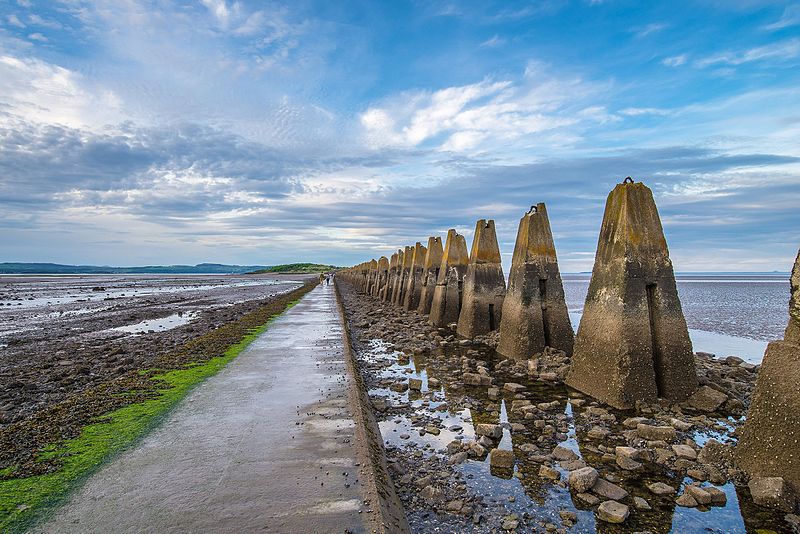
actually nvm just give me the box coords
[1,262,269,274]
[249,263,339,274]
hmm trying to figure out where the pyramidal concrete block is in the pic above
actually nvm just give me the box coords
[375,256,389,297]
[429,230,469,327]
[497,203,574,359]
[382,251,400,302]
[392,246,412,306]
[418,236,444,315]
[457,219,506,338]
[736,249,800,494]
[403,242,427,311]
[566,178,697,409]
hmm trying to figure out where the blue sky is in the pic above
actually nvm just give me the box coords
[0,0,798,271]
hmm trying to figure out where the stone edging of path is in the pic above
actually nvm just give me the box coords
[334,279,411,534]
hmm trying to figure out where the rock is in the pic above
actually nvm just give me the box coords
[704,486,727,506]
[559,510,577,523]
[424,425,440,435]
[446,499,463,512]
[568,467,599,493]
[685,485,712,505]
[587,426,609,440]
[421,485,444,503]
[592,478,628,501]
[463,372,491,386]
[552,445,579,461]
[576,492,600,506]
[647,482,676,496]
[622,416,647,429]
[475,423,503,439]
[503,382,526,393]
[449,451,468,465]
[749,477,796,512]
[687,386,728,412]
[615,447,643,470]
[390,382,408,392]
[490,448,515,469]
[487,387,500,400]
[670,418,693,431]
[539,465,561,480]
[676,492,698,507]
[539,372,558,381]
[408,378,423,391]
[597,500,629,524]
[501,515,519,531]
[633,496,651,510]
[428,377,441,388]
[672,444,698,460]
[528,359,539,376]
[636,423,677,442]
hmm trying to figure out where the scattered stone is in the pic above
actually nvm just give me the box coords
[705,486,728,506]
[503,382,526,393]
[615,447,643,470]
[633,496,651,510]
[587,426,609,440]
[685,485,712,505]
[490,448,515,469]
[636,423,677,442]
[592,478,628,501]
[568,467,599,493]
[475,424,503,439]
[421,485,444,503]
[552,445,578,461]
[676,492,698,508]
[672,444,697,460]
[576,492,600,506]
[647,482,676,496]
[408,378,423,391]
[539,465,560,480]
[687,386,728,413]
[597,500,629,524]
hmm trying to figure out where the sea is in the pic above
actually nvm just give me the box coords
[561,273,790,364]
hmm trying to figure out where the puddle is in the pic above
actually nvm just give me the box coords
[108,312,198,334]
[362,335,786,532]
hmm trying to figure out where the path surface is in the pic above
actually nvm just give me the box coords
[39,283,370,533]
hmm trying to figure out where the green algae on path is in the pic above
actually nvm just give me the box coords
[0,289,313,533]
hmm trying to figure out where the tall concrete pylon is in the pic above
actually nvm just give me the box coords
[403,242,427,311]
[383,251,400,302]
[429,230,469,327]
[457,220,506,338]
[736,249,800,494]
[418,236,444,315]
[497,204,574,359]
[366,259,378,295]
[392,246,413,306]
[375,256,389,297]
[566,178,698,410]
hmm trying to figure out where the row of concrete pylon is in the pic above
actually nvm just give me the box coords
[340,179,800,497]
[339,177,700,411]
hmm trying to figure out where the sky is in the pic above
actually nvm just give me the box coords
[0,0,799,271]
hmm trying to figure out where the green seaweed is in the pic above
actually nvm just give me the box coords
[0,301,300,533]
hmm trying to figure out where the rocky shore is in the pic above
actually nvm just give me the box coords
[337,279,796,533]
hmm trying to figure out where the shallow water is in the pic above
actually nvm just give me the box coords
[107,312,199,334]
[563,274,789,363]
[365,338,786,533]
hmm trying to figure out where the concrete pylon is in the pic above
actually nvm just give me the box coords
[375,256,389,297]
[418,236,444,315]
[566,178,698,409]
[366,259,378,295]
[429,230,469,327]
[403,242,427,311]
[457,220,506,338]
[393,246,413,306]
[736,249,800,494]
[497,204,574,359]
[383,251,400,302]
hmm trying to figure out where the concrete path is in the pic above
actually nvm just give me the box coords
[39,284,370,533]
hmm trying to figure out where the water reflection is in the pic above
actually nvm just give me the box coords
[363,334,786,532]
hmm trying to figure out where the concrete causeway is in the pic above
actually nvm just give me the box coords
[39,283,371,533]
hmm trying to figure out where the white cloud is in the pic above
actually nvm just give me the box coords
[0,54,123,129]
[662,54,687,67]
[695,38,800,67]
[620,107,671,116]
[6,14,25,28]
[359,66,602,154]
[763,4,800,31]
[480,35,505,48]
[27,32,47,42]
[633,22,668,38]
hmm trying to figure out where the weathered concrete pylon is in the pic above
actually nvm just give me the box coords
[429,230,469,327]
[403,242,427,311]
[418,236,444,315]
[736,249,800,495]
[382,251,400,302]
[365,259,378,295]
[566,178,698,410]
[392,246,413,306]
[497,204,574,359]
[457,220,506,338]
[375,256,389,297]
